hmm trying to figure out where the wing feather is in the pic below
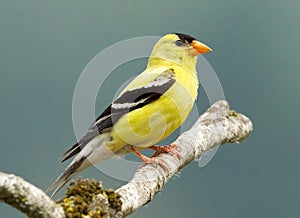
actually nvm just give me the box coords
[61,69,176,161]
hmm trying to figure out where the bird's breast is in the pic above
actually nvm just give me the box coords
[107,72,198,151]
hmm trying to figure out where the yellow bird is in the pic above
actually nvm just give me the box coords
[47,33,212,197]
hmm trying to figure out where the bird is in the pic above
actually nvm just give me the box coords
[47,33,212,197]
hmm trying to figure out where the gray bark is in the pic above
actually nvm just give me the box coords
[0,100,252,217]
[116,100,253,216]
[0,172,65,218]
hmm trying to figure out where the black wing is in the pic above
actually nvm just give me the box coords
[61,69,176,162]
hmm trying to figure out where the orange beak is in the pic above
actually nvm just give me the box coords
[191,40,212,55]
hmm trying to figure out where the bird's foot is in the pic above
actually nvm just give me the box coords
[138,156,169,172]
[130,146,169,172]
[150,144,182,160]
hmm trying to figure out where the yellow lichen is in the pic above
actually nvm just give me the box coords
[230,110,238,117]
[57,177,122,218]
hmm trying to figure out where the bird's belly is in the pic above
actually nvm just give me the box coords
[107,83,195,151]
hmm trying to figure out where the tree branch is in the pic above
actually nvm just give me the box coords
[116,100,252,216]
[0,172,65,218]
[0,100,252,217]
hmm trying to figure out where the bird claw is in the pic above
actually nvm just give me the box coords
[138,156,169,172]
[150,144,183,160]
[130,144,183,173]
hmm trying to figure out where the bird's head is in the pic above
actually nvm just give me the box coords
[148,33,212,70]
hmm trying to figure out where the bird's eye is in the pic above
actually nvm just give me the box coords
[175,40,186,47]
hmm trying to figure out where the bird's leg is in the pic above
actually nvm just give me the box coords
[130,145,169,172]
[149,144,182,160]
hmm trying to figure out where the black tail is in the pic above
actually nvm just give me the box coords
[46,156,86,198]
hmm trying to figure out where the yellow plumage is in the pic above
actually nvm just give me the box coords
[109,66,198,151]
[109,34,200,151]
[47,33,212,197]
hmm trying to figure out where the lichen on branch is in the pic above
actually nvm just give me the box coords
[0,100,252,218]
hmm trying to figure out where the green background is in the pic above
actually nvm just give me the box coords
[1,0,299,217]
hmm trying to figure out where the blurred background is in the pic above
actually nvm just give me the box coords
[0,0,299,217]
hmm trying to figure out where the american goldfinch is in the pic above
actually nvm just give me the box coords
[47,33,212,197]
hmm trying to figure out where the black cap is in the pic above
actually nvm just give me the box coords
[173,33,196,44]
